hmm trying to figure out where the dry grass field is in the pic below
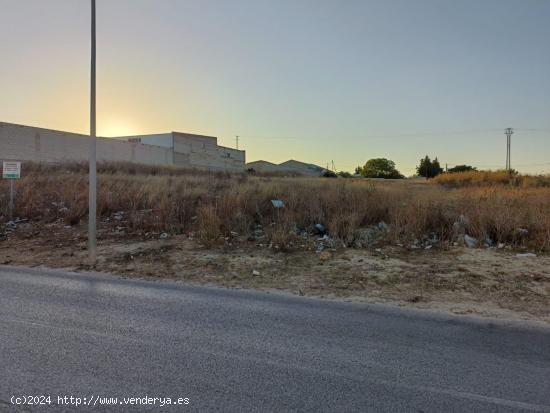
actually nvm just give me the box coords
[2,162,550,250]
[1,163,549,321]
[433,169,550,189]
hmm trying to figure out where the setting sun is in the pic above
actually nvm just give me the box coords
[98,118,140,137]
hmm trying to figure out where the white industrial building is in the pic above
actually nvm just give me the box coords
[0,122,245,172]
[122,131,244,172]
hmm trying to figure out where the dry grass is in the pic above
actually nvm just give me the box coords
[2,162,550,251]
[433,169,550,188]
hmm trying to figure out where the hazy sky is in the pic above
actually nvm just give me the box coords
[1,0,549,174]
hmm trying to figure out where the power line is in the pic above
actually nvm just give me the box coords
[236,128,517,141]
[236,127,550,143]
[515,128,550,133]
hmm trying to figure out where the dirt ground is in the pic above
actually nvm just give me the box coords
[1,220,549,323]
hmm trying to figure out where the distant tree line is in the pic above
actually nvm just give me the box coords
[416,156,477,178]
[332,156,478,180]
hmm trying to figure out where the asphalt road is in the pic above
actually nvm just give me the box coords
[1,266,549,412]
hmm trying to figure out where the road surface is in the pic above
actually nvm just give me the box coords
[1,266,549,412]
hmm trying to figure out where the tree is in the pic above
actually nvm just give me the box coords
[322,170,337,178]
[416,155,443,178]
[431,157,443,177]
[354,166,363,175]
[448,165,477,173]
[361,158,404,179]
[337,171,352,178]
[417,156,430,177]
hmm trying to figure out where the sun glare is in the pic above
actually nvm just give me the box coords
[99,119,140,137]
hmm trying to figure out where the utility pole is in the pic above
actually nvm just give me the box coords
[235,135,239,150]
[89,0,97,264]
[505,128,513,171]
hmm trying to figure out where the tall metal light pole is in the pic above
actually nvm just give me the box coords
[505,128,513,171]
[89,0,97,263]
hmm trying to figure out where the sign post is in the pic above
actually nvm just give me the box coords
[2,161,21,220]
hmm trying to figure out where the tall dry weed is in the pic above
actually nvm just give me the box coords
[2,162,550,250]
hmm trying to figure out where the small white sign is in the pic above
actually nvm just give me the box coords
[3,161,21,179]
[271,199,284,208]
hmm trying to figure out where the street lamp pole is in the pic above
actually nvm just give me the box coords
[505,128,513,171]
[89,0,97,263]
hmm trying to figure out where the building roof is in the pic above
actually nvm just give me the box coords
[245,159,326,176]
[247,160,278,166]
[279,159,325,171]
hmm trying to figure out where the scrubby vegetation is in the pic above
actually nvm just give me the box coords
[447,164,477,173]
[1,162,550,251]
[359,158,404,179]
[433,169,550,188]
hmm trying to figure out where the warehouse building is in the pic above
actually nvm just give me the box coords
[0,122,245,172]
[122,131,244,172]
[246,159,326,176]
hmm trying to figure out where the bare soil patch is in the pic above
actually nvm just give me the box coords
[1,220,548,323]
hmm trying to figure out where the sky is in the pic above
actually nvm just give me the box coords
[1,0,549,175]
